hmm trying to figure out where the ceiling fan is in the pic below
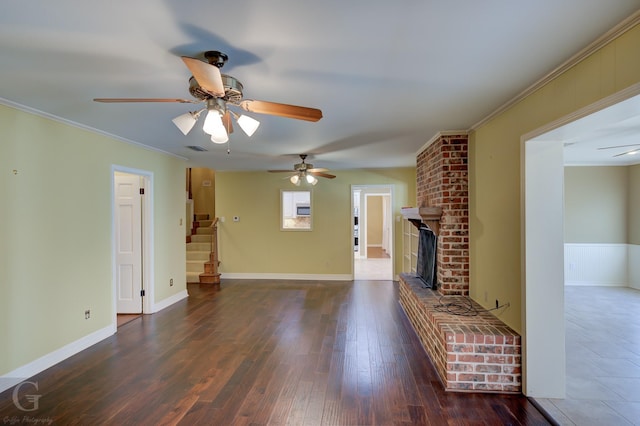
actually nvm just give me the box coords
[597,143,640,157]
[268,154,336,185]
[94,51,322,144]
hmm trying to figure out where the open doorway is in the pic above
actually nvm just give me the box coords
[522,86,640,401]
[352,185,393,280]
[112,166,153,328]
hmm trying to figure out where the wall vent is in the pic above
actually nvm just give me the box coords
[186,145,208,152]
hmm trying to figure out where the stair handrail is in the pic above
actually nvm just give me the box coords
[209,217,220,275]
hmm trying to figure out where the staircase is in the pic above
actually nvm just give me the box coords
[186,214,221,289]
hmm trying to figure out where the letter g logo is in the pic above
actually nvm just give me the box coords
[12,381,41,412]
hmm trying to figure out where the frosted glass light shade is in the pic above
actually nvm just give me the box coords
[172,112,198,135]
[306,174,318,185]
[290,174,301,186]
[237,114,260,137]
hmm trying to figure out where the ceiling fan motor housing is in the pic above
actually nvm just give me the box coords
[188,74,244,104]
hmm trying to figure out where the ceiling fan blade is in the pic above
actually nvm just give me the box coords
[598,143,640,150]
[222,111,234,134]
[181,56,225,98]
[613,148,640,157]
[239,100,322,122]
[93,98,200,103]
[268,170,296,173]
[310,171,336,179]
[307,167,329,173]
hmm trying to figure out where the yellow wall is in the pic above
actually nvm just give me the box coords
[0,104,187,375]
[215,168,415,276]
[366,196,383,245]
[470,23,640,332]
[190,167,216,219]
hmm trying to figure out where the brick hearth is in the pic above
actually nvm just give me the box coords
[399,274,521,393]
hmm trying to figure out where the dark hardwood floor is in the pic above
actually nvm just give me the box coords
[0,280,551,425]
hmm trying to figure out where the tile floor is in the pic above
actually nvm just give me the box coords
[536,285,640,425]
[354,256,392,280]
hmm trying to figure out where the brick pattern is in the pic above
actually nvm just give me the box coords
[416,134,469,295]
[399,274,521,393]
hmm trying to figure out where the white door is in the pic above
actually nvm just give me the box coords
[114,173,143,314]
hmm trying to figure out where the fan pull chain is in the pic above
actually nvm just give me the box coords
[227,140,231,155]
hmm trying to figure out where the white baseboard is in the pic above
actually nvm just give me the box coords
[0,324,115,394]
[221,273,353,281]
[151,289,189,313]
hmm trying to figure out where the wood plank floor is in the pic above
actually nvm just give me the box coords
[0,280,551,425]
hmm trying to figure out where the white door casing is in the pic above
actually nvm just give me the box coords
[114,173,143,314]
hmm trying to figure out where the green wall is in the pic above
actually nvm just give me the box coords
[630,164,640,245]
[215,168,415,277]
[564,166,628,243]
[470,22,640,332]
[0,104,187,376]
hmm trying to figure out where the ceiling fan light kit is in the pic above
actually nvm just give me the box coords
[271,154,335,185]
[94,50,322,149]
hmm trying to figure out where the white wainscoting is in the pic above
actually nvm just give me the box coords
[564,243,629,286]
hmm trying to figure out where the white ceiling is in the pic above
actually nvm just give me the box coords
[2,1,639,171]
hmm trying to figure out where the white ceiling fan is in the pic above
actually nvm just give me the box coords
[94,51,322,145]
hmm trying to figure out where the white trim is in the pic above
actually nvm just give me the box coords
[0,325,115,394]
[151,290,189,313]
[471,11,640,130]
[0,97,187,160]
[221,273,353,281]
[111,166,155,322]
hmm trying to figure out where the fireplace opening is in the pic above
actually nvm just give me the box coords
[416,223,437,290]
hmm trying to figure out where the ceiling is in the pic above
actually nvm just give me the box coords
[2,1,640,172]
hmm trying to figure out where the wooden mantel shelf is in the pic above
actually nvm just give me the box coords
[401,207,443,234]
[401,207,443,221]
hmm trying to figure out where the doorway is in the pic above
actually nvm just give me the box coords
[112,166,153,326]
[522,86,640,398]
[352,185,393,280]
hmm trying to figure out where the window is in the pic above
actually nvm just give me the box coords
[281,190,312,230]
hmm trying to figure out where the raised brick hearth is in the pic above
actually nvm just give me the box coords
[400,132,522,394]
[399,274,521,393]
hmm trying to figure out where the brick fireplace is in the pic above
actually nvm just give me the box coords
[399,132,522,393]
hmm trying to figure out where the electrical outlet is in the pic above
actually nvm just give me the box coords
[170,278,174,286]
[85,309,90,319]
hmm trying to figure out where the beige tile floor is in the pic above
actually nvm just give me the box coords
[536,286,640,425]
[354,256,392,280]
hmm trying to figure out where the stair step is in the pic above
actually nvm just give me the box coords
[186,272,201,283]
[187,251,210,261]
[194,214,209,221]
[186,242,211,251]
[197,220,214,227]
[186,261,205,273]
[190,234,213,243]
[196,227,214,235]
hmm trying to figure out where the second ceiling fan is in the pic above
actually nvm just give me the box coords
[94,51,323,144]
